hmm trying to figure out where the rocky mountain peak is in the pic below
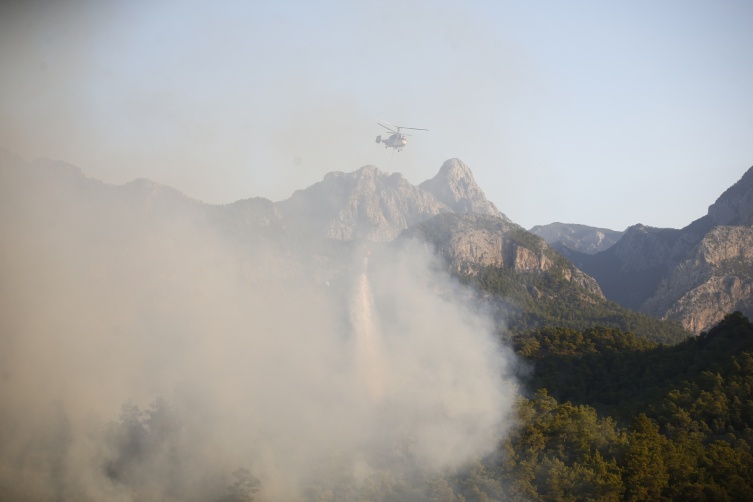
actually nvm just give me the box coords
[419,158,508,221]
[708,166,753,226]
[278,159,509,242]
[354,164,381,177]
[437,157,474,179]
[278,164,445,241]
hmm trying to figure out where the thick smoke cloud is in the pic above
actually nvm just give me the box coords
[0,157,518,500]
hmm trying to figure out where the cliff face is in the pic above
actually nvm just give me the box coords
[576,165,753,334]
[402,214,521,274]
[402,213,604,299]
[642,225,753,333]
[634,167,753,333]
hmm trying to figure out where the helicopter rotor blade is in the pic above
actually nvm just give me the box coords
[377,122,397,133]
[376,118,395,128]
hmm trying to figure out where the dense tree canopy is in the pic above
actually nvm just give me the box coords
[458,264,691,345]
[90,313,753,501]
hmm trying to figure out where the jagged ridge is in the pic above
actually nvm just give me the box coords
[277,158,507,242]
[574,165,753,333]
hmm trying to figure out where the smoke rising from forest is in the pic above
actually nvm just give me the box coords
[0,159,519,500]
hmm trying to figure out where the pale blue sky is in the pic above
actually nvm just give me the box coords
[2,0,752,230]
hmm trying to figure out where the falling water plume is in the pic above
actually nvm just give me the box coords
[350,268,386,403]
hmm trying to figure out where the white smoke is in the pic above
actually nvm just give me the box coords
[0,160,519,500]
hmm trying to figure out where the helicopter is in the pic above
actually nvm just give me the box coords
[375,120,428,152]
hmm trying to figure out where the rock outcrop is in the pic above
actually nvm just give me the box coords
[642,225,753,332]
[402,213,604,299]
[575,165,753,333]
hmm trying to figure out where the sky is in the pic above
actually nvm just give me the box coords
[1,0,752,230]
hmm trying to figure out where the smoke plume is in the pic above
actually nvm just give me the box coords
[0,156,518,500]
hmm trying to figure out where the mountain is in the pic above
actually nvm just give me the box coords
[419,158,507,219]
[0,153,503,249]
[2,150,733,338]
[529,222,623,254]
[401,213,690,343]
[402,213,602,296]
[277,158,506,242]
[574,166,753,333]
[707,166,753,226]
[641,225,753,333]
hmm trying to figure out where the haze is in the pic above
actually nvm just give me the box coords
[0,155,518,499]
[1,0,752,230]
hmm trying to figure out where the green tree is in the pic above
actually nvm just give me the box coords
[623,415,670,501]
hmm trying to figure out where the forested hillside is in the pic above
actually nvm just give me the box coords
[403,212,693,345]
[489,311,753,501]
[212,312,753,501]
[297,312,753,500]
[21,314,745,502]
[460,263,691,345]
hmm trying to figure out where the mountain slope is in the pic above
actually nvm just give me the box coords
[1,150,726,337]
[402,213,602,296]
[707,166,753,226]
[642,225,753,332]
[401,213,690,344]
[574,165,753,333]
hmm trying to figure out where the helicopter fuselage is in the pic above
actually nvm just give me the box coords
[384,134,408,149]
[375,133,408,151]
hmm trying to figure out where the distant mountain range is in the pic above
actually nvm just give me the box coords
[560,168,753,333]
[2,149,751,336]
[529,222,623,255]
